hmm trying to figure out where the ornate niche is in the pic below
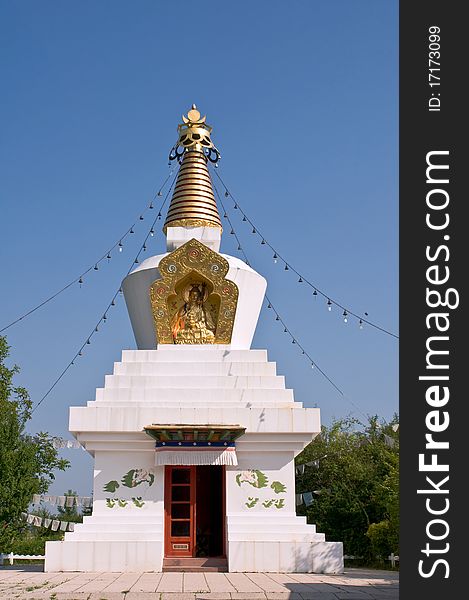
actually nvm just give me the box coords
[149,238,239,345]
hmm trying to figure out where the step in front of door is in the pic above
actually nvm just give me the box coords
[162,557,228,572]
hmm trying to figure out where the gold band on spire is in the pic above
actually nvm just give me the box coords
[164,105,222,233]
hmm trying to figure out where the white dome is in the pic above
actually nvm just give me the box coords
[122,251,266,350]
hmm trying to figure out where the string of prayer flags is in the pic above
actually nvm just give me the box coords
[295,458,322,475]
[383,434,396,448]
[30,495,93,507]
[51,438,84,450]
[22,512,76,532]
[296,490,328,506]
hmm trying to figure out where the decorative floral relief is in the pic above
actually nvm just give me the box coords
[105,497,145,508]
[245,497,259,508]
[261,498,285,509]
[236,470,268,489]
[103,480,119,493]
[270,481,287,494]
[237,471,287,510]
[245,496,285,510]
[103,469,155,508]
[103,469,155,493]
[121,469,155,488]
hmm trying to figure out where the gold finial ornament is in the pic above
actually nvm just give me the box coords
[170,104,220,163]
[164,105,222,232]
[184,104,205,124]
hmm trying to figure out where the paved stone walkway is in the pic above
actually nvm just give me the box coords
[0,567,398,600]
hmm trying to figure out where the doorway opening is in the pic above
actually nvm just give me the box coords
[164,465,225,559]
[195,465,224,557]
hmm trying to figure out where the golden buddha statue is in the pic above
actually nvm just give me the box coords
[171,283,216,344]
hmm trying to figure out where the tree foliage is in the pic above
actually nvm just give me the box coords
[296,415,399,563]
[0,335,69,548]
[57,489,82,523]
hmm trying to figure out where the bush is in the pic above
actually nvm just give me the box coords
[366,519,399,560]
[10,535,47,556]
[296,415,399,565]
[6,529,63,555]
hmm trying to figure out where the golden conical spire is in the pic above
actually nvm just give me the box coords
[164,105,222,233]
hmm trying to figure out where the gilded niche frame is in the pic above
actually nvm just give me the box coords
[149,238,239,345]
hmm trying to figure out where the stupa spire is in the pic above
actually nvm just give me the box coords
[164,105,222,233]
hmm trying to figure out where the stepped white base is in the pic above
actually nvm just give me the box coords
[45,509,343,573]
[45,347,343,573]
[45,541,342,574]
[45,540,163,572]
[228,541,343,573]
[45,516,342,574]
[45,540,343,573]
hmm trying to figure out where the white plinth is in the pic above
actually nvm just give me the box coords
[45,347,343,573]
[166,225,221,253]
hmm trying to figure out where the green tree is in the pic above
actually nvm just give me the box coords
[57,489,82,523]
[296,415,399,563]
[0,335,69,549]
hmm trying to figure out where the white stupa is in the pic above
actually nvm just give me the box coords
[45,106,343,573]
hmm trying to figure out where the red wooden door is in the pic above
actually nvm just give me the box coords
[164,466,195,557]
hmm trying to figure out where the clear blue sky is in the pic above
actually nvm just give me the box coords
[0,1,398,495]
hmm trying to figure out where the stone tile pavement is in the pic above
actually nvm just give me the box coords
[0,567,399,600]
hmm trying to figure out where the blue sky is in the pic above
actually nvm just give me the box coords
[0,1,398,495]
